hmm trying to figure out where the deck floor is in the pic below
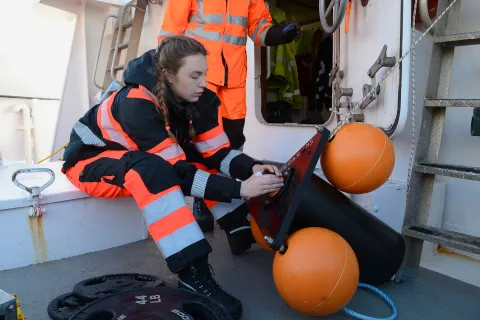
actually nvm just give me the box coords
[1,225,479,320]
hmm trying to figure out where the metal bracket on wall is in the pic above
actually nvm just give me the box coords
[360,45,396,110]
[333,83,353,107]
[329,63,344,87]
[368,45,396,78]
[351,112,365,122]
[360,83,381,110]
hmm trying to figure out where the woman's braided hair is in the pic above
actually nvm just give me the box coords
[153,35,207,143]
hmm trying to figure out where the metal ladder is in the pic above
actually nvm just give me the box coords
[92,0,147,102]
[402,0,480,268]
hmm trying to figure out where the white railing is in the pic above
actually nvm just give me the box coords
[13,103,34,165]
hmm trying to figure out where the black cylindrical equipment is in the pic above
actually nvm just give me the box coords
[290,174,405,285]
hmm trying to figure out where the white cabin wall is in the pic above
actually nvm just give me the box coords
[46,0,91,159]
[0,2,76,99]
[0,99,59,165]
[0,99,32,164]
[0,1,75,164]
[138,1,166,55]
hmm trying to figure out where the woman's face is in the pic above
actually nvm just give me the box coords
[168,54,208,102]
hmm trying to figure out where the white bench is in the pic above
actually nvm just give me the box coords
[0,161,147,271]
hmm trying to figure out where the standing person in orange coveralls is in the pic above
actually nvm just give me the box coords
[62,36,284,319]
[157,0,301,231]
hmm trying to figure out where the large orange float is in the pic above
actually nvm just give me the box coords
[320,122,395,194]
[272,227,359,316]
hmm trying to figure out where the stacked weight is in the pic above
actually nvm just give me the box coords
[47,273,165,320]
[47,273,232,320]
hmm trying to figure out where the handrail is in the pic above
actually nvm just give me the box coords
[14,104,34,164]
[419,0,434,33]
[93,14,118,89]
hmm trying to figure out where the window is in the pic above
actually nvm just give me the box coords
[259,0,334,126]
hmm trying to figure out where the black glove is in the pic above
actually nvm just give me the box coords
[282,23,301,43]
[264,23,301,46]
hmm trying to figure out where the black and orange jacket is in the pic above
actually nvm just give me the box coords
[62,49,260,203]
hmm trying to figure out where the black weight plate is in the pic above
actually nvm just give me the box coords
[47,292,90,320]
[70,287,233,320]
[73,273,165,302]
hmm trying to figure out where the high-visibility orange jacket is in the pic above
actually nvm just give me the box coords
[157,0,273,88]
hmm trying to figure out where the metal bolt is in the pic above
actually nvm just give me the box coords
[264,236,273,244]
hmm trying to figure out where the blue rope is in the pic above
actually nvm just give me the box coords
[343,283,398,320]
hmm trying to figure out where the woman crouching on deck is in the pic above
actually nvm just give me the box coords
[61,35,283,319]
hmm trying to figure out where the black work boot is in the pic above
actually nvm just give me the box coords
[226,217,256,255]
[193,198,214,232]
[178,257,242,320]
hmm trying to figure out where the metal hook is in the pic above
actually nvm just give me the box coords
[12,168,55,217]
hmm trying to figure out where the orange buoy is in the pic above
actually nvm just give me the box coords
[250,217,274,252]
[272,227,359,316]
[320,122,395,194]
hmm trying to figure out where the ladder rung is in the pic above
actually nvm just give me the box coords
[111,42,129,51]
[414,163,480,181]
[434,31,480,47]
[403,225,480,255]
[116,18,134,30]
[107,65,124,72]
[425,99,480,108]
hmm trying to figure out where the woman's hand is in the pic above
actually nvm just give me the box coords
[240,173,284,199]
[252,164,282,177]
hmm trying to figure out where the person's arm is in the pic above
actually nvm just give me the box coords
[247,0,273,46]
[192,91,262,181]
[247,0,301,47]
[157,0,192,43]
[116,94,242,203]
[195,127,261,181]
